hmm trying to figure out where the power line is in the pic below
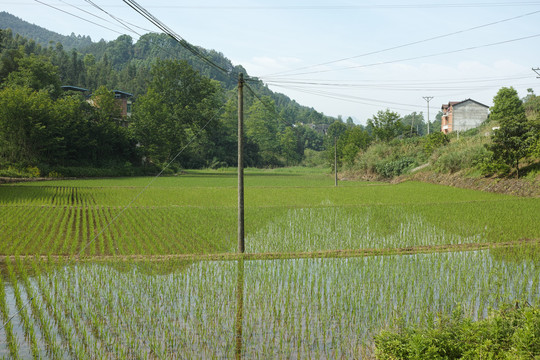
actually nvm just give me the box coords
[12,1,540,8]
[56,0,155,35]
[268,83,419,112]
[123,0,231,76]
[82,0,143,36]
[263,75,535,91]
[33,0,126,36]
[264,9,540,78]
[261,32,540,78]
[104,2,540,10]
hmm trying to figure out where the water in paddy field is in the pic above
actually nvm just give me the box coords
[0,250,539,359]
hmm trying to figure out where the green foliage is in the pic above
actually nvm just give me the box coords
[375,157,416,178]
[0,86,57,164]
[375,303,540,359]
[301,149,327,167]
[90,85,122,121]
[367,109,404,142]
[280,127,302,166]
[434,144,487,174]
[0,165,40,178]
[5,54,61,97]
[0,26,340,174]
[523,88,540,120]
[476,150,512,177]
[246,97,281,166]
[424,132,450,156]
[325,122,372,169]
[488,87,532,178]
[0,12,93,50]
[133,59,222,167]
[401,111,427,136]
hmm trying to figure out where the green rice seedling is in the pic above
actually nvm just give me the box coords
[10,257,41,359]
[0,268,20,359]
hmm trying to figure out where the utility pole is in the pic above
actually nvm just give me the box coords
[533,67,540,78]
[237,73,245,253]
[334,137,338,187]
[423,96,434,135]
[410,112,415,135]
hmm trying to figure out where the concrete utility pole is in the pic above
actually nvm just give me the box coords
[237,73,245,253]
[334,137,338,187]
[423,96,434,135]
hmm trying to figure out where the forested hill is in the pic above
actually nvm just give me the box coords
[0,12,93,50]
[0,14,339,175]
[0,12,334,126]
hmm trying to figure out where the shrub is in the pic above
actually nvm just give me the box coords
[47,171,63,178]
[424,132,450,156]
[434,144,487,174]
[475,150,511,177]
[375,302,540,359]
[375,157,416,178]
[26,166,41,178]
[302,149,327,168]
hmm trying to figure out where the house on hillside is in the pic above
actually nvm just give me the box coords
[61,85,89,96]
[440,99,489,134]
[63,86,134,126]
[113,90,133,119]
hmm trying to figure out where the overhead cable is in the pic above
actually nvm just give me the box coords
[262,9,540,78]
[261,33,540,78]
[123,0,231,75]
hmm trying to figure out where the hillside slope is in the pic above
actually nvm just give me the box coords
[0,12,93,50]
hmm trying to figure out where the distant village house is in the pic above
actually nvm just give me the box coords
[440,99,489,134]
[61,86,133,125]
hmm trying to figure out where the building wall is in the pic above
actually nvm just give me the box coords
[441,111,453,134]
[452,101,488,132]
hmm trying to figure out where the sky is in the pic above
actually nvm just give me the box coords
[2,0,540,124]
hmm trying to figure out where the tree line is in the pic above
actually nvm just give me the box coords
[1,24,538,179]
[0,29,337,176]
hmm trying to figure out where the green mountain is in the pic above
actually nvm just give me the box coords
[0,12,93,50]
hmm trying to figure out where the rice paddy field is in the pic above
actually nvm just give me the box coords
[0,168,539,359]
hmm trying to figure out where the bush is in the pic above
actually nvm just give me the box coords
[302,149,327,168]
[356,142,395,174]
[475,150,512,176]
[375,157,416,178]
[434,144,487,173]
[38,163,154,178]
[375,302,540,359]
[0,165,40,178]
[424,132,450,156]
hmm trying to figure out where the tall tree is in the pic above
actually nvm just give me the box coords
[133,59,222,168]
[6,54,61,97]
[246,97,280,166]
[0,86,57,164]
[488,87,531,178]
[367,109,403,142]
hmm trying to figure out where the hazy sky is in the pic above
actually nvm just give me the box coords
[2,0,540,124]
